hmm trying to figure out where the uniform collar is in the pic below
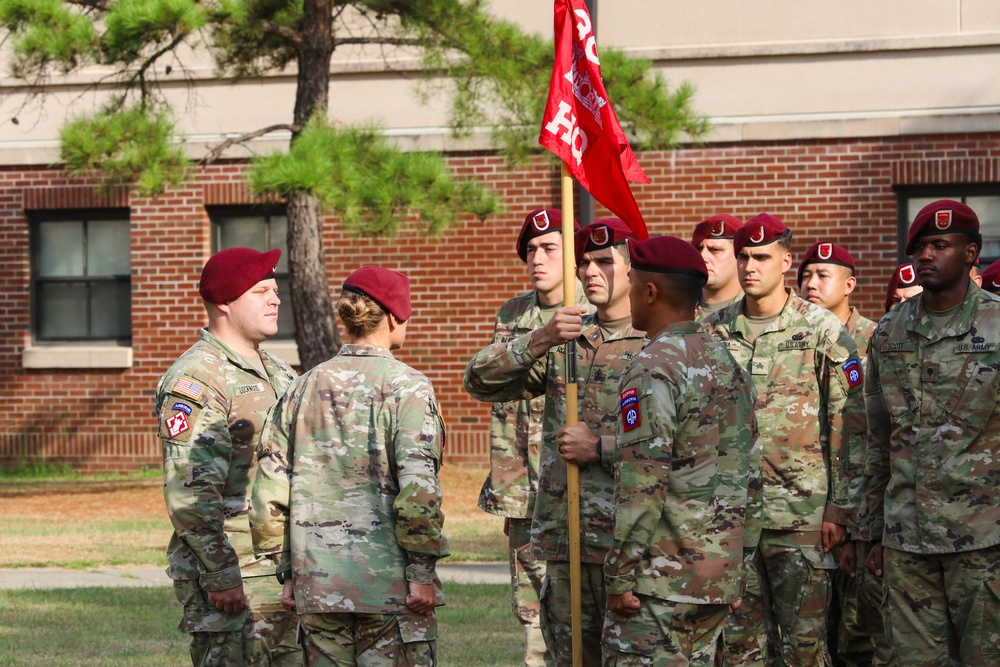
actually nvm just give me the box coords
[906,282,981,342]
[338,343,396,359]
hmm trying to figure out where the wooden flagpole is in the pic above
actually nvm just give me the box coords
[561,161,583,667]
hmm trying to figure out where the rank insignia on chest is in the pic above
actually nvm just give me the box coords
[620,388,641,432]
[842,358,863,388]
[172,377,204,401]
[166,411,190,438]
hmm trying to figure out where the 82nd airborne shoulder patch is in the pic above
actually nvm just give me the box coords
[620,387,641,432]
[842,358,863,389]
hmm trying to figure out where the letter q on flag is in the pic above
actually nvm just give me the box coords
[538,0,649,241]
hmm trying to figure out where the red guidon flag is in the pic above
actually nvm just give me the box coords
[538,0,649,241]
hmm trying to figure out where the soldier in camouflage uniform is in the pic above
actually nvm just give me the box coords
[474,209,590,667]
[465,219,643,667]
[883,262,922,313]
[691,215,744,322]
[603,236,761,667]
[864,200,1000,667]
[797,242,885,667]
[702,215,867,667]
[156,247,301,667]
[252,265,449,667]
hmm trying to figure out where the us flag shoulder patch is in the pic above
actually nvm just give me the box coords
[842,359,863,388]
[172,377,204,401]
[620,387,641,432]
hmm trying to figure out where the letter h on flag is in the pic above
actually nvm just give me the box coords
[539,0,649,241]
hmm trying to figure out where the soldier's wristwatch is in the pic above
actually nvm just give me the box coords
[275,569,291,584]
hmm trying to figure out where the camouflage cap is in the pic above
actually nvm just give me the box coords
[199,247,281,304]
[905,199,980,255]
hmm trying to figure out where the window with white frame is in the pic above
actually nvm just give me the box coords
[30,210,131,342]
[209,206,294,338]
[898,188,1000,266]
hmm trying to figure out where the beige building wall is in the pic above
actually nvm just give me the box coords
[1,0,999,162]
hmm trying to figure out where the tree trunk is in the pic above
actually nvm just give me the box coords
[288,190,338,370]
[288,0,338,370]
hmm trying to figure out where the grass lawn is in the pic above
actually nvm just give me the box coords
[0,583,523,667]
[0,465,507,567]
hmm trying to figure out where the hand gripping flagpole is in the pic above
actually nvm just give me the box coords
[561,161,583,667]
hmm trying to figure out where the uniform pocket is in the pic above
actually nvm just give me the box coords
[980,579,1000,659]
[945,359,999,433]
[397,610,438,644]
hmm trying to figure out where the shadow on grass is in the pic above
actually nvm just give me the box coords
[0,582,523,667]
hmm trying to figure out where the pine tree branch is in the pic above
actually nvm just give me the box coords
[200,123,300,164]
[260,19,302,51]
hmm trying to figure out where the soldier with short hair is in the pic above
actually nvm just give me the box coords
[702,214,867,667]
[603,235,761,666]
[473,208,589,667]
[252,265,449,667]
[691,214,744,321]
[156,247,301,667]
[465,219,644,667]
[865,200,1000,667]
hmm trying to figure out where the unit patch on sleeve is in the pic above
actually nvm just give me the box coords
[842,358,863,388]
[166,411,190,438]
[172,377,205,402]
[620,387,641,432]
[171,402,193,415]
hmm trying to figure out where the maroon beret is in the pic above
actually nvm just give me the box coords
[981,259,1000,295]
[905,200,980,255]
[796,241,856,285]
[342,265,412,322]
[690,214,742,248]
[516,209,578,262]
[734,213,788,254]
[199,247,281,305]
[631,235,708,279]
[884,262,918,312]
[574,218,637,264]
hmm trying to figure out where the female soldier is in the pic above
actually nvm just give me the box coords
[251,265,449,666]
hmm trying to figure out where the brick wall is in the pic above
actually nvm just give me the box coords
[0,132,997,472]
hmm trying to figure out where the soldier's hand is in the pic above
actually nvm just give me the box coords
[405,582,437,616]
[207,584,249,614]
[281,579,295,612]
[607,591,641,616]
[530,306,586,356]
[821,521,846,552]
[866,542,884,578]
[839,541,858,576]
[555,424,601,464]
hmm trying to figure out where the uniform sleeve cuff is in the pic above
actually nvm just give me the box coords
[199,565,243,591]
[406,558,437,585]
[823,505,853,526]
[604,573,637,596]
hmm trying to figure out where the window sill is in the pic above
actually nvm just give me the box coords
[22,345,134,369]
[260,340,300,367]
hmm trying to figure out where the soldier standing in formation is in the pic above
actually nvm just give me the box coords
[884,262,922,313]
[702,214,868,666]
[475,208,590,667]
[865,200,1000,667]
[465,218,644,667]
[602,236,761,666]
[251,266,449,667]
[155,247,301,667]
[691,214,744,322]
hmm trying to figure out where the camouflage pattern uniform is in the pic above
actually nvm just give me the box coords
[603,322,762,667]
[829,307,885,667]
[251,343,449,667]
[156,328,300,667]
[477,289,590,667]
[694,293,743,323]
[465,314,646,667]
[864,284,1000,667]
[703,290,867,667]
